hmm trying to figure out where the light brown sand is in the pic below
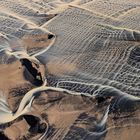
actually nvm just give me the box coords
[0,0,140,140]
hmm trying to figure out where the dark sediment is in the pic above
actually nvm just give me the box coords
[0,132,9,140]
[20,58,44,86]
[23,115,47,134]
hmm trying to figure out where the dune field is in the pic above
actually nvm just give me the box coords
[0,0,140,140]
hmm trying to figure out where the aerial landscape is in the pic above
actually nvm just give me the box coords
[0,0,140,140]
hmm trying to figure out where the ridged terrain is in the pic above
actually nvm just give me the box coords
[0,0,140,140]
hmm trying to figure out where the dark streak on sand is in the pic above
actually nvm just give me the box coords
[15,58,47,138]
[23,115,47,134]
[20,58,43,86]
[0,132,9,140]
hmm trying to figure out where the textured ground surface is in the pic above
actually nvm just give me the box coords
[0,0,140,140]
